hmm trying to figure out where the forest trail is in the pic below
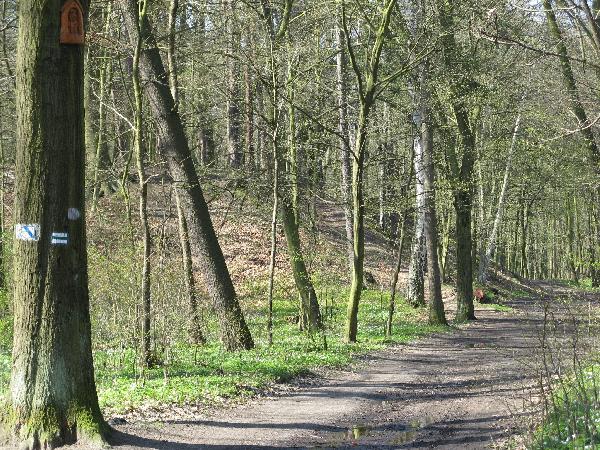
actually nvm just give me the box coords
[104,282,596,450]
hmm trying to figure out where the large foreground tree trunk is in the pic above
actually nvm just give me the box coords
[2,1,106,448]
[120,1,253,351]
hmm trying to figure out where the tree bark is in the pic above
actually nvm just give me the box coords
[0,101,4,289]
[478,114,521,283]
[175,194,205,345]
[132,1,152,368]
[167,0,204,346]
[335,13,354,270]
[343,0,397,342]
[226,0,242,168]
[120,1,254,351]
[436,0,477,322]
[418,65,447,325]
[3,0,105,447]
[406,132,426,307]
[91,4,115,211]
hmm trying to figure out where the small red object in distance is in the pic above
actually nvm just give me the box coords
[474,288,485,301]
[60,0,85,45]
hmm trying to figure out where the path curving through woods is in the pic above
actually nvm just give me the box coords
[98,281,597,449]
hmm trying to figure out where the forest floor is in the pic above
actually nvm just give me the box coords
[102,280,600,449]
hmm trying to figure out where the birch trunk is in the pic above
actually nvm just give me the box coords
[478,114,521,283]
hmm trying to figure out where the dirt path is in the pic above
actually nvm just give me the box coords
[104,286,584,450]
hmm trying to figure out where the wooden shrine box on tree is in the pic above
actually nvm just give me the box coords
[60,0,84,45]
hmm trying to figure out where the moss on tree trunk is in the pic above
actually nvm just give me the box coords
[2,1,106,448]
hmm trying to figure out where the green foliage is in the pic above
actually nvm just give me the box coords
[558,278,600,293]
[479,302,513,313]
[93,285,444,414]
[532,364,600,449]
[0,289,12,352]
[0,351,9,393]
[0,231,13,352]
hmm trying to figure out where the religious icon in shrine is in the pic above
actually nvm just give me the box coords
[60,0,84,45]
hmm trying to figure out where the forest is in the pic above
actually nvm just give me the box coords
[0,0,599,448]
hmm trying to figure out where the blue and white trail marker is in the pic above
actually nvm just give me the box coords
[15,224,40,242]
[51,232,69,246]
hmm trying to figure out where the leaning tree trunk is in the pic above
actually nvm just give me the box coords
[2,1,105,447]
[120,0,253,351]
[280,200,323,332]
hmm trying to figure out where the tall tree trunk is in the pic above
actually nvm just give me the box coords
[0,101,4,289]
[345,102,369,342]
[436,0,477,322]
[343,0,397,342]
[478,114,521,283]
[175,194,205,344]
[260,0,322,333]
[3,1,105,447]
[120,0,254,351]
[244,60,255,168]
[167,0,179,109]
[567,197,580,283]
[267,148,278,346]
[335,13,354,270]
[520,202,529,278]
[226,0,242,168]
[543,0,600,285]
[439,209,452,282]
[133,0,152,368]
[419,69,447,325]
[386,144,415,335]
[91,4,114,211]
[406,129,426,307]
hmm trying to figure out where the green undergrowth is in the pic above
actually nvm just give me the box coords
[532,363,600,449]
[94,288,446,414]
[558,277,600,293]
[480,302,514,313]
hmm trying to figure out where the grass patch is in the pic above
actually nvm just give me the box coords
[479,303,514,313]
[557,278,600,293]
[532,364,600,449]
